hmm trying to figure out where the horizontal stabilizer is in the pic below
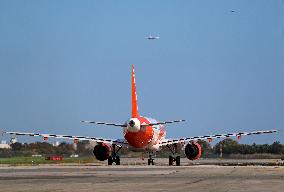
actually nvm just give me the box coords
[144,120,185,126]
[81,121,127,127]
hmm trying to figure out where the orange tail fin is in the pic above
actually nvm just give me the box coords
[132,65,139,118]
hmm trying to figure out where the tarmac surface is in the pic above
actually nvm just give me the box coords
[0,159,284,192]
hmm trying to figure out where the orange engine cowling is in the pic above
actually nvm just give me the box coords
[93,143,111,161]
[184,143,202,160]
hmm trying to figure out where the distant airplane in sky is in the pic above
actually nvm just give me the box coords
[145,35,160,40]
[3,65,277,166]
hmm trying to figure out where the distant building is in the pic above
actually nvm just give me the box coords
[53,141,60,147]
[0,141,11,149]
[32,154,42,157]
[70,154,79,158]
[10,138,17,144]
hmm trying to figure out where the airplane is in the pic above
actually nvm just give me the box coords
[2,65,277,166]
[145,35,160,40]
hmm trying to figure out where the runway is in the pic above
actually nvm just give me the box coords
[0,164,284,192]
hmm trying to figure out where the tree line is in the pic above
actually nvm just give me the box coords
[198,139,284,158]
[0,139,283,158]
[0,141,93,158]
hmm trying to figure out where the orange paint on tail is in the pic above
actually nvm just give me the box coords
[132,65,139,118]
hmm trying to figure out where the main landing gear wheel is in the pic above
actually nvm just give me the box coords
[169,155,174,166]
[148,155,155,165]
[169,155,181,166]
[108,156,121,165]
[167,144,181,166]
[115,156,120,165]
[176,156,181,166]
[108,144,122,165]
[108,156,113,165]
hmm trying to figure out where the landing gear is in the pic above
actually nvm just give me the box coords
[169,155,174,166]
[166,144,181,166]
[108,156,120,165]
[108,144,122,165]
[108,156,112,165]
[176,156,181,166]
[168,155,181,166]
[148,154,154,165]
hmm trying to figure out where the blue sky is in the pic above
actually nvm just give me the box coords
[0,0,283,144]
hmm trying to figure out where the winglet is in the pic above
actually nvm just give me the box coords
[132,65,139,118]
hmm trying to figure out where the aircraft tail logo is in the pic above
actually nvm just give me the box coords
[132,65,139,118]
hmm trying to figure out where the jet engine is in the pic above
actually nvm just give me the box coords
[93,143,111,161]
[184,143,202,160]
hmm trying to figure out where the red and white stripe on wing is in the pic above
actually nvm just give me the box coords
[158,129,278,146]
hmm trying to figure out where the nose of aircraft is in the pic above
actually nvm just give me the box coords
[127,118,140,132]
[129,120,135,127]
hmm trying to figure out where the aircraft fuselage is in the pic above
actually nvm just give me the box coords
[124,116,166,151]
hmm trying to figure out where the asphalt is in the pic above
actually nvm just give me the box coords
[0,161,284,192]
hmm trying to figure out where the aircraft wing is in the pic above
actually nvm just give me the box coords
[3,131,128,146]
[158,129,277,146]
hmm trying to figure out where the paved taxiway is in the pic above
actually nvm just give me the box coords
[0,164,284,192]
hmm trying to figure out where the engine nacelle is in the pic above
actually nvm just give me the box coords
[184,143,202,160]
[93,143,111,161]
